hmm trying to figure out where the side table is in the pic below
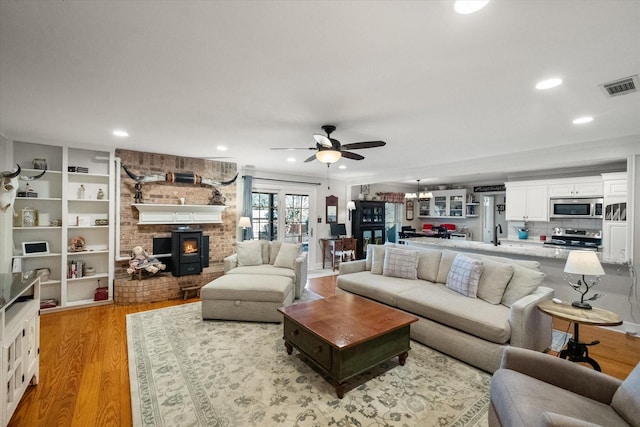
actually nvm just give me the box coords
[537,300,622,371]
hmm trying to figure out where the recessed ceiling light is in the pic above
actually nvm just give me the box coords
[112,129,129,137]
[287,157,296,162]
[216,145,228,151]
[536,78,563,90]
[338,165,347,169]
[454,0,490,14]
[572,116,594,124]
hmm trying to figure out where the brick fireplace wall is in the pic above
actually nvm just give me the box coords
[114,149,238,304]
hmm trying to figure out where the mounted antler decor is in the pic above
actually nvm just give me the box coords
[121,165,238,204]
[1,164,47,213]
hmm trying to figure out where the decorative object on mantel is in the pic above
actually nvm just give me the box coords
[127,246,166,279]
[209,188,226,205]
[564,250,605,309]
[122,165,238,187]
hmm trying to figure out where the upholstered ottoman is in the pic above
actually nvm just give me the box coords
[201,274,294,323]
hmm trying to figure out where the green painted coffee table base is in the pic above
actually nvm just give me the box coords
[283,318,412,399]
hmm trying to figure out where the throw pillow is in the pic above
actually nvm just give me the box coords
[269,241,283,264]
[273,242,302,269]
[436,250,459,284]
[236,240,264,266]
[370,245,387,275]
[501,264,546,307]
[383,247,418,280]
[446,254,484,298]
[415,249,442,282]
[476,259,514,305]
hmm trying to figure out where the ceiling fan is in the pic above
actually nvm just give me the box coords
[271,125,386,164]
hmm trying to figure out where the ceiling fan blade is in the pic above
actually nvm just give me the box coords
[270,147,316,151]
[340,141,386,150]
[341,151,365,161]
[304,153,317,163]
[313,134,332,147]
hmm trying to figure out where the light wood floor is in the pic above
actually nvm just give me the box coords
[9,275,640,426]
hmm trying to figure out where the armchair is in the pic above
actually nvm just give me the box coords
[490,347,640,427]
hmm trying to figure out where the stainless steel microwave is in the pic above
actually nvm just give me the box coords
[549,198,603,219]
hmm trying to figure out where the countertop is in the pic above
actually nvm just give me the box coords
[400,237,628,266]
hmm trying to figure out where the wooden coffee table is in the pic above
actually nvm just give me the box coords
[278,293,418,398]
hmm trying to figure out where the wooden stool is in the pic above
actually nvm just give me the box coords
[182,285,201,300]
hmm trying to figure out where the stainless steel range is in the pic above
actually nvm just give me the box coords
[543,228,602,251]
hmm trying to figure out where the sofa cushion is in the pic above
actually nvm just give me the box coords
[273,242,302,269]
[415,248,442,282]
[446,254,483,298]
[370,245,387,275]
[491,369,629,427]
[269,241,283,264]
[396,283,511,344]
[383,247,418,279]
[477,259,514,305]
[436,249,458,284]
[236,240,264,266]
[501,264,546,307]
[226,265,296,282]
[611,361,640,427]
[336,271,424,307]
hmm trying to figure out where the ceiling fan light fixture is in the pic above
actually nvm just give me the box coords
[454,0,489,14]
[316,150,342,164]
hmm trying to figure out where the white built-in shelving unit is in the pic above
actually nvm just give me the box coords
[11,141,115,312]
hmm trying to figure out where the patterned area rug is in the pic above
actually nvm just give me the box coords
[127,300,490,427]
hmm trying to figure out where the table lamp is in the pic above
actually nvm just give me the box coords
[346,201,356,220]
[564,251,605,310]
[238,216,251,240]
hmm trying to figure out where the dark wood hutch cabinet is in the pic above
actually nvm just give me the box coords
[352,200,385,259]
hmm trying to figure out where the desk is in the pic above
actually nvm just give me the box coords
[320,238,357,270]
[537,300,622,371]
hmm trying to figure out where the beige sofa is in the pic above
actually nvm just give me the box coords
[337,244,554,373]
[490,347,640,427]
[223,240,308,299]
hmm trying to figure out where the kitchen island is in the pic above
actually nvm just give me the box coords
[399,237,635,333]
[400,237,627,266]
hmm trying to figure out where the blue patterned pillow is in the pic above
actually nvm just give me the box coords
[446,254,484,298]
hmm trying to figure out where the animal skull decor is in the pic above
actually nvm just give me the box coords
[0,164,47,213]
[121,165,238,204]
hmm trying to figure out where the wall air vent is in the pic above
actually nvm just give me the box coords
[601,75,638,97]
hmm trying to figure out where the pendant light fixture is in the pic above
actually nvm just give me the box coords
[406,179,434,200]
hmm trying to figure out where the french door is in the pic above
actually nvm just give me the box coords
[250,183,317,263]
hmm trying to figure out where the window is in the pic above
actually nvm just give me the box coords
[284,194,309,246]
[251,192,278,240]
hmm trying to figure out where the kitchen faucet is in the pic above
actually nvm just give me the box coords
[493,224,502,246]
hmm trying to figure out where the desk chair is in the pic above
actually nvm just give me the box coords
[331,237,357,271]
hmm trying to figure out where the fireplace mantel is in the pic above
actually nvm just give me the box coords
[132,204,226,225]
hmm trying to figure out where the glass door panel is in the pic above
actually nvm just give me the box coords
[434,196,447,216]
[450,195,464,217]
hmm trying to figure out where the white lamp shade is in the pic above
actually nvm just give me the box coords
[405,192,417,199]
[238,216,251,228]
[316,150,341,164]
[346,201,356,211]
[564,251,605,276]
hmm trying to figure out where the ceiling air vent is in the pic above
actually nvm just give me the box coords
[601,75,639,97]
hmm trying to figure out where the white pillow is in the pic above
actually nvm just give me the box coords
[383,247,418,279]
[501,264,546,307]
[273,242,302,269]
[370,245,387,275]
[236,240,264,266]
[476,259,514,305]
[446,254,484,298]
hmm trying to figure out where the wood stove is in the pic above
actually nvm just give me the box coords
[170,229,209,276]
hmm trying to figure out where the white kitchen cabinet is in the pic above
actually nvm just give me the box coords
[601,172,628,262]
[602,223,628,262]
[547,177,603,198]
[505,184,548,221]
[417,189,467,218]
[11,141,115,312]
[1,274,40,427]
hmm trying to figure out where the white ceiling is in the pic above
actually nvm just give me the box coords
[1,1,639,187]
